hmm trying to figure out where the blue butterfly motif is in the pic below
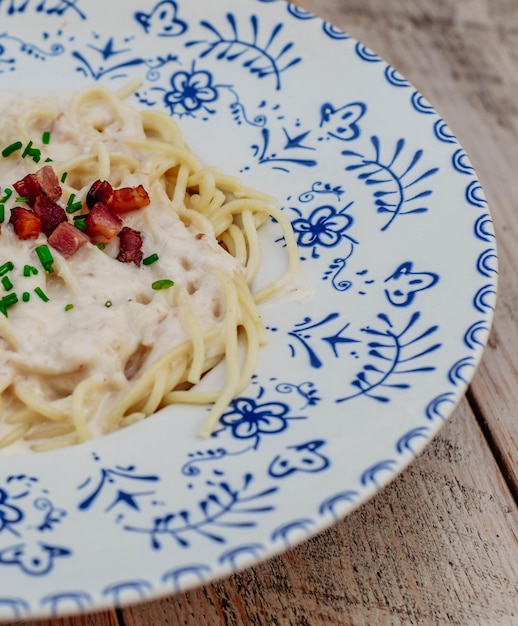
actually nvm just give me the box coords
[135,0,187,37]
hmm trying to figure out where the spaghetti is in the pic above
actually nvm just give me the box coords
[0,85,299,455]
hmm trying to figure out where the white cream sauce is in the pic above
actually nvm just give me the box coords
[0,90,242,454]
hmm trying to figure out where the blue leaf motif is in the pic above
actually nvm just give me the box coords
[186,13,301,90]
[337,312,441,404]
[343,136,438,231]
[124,474,278,550]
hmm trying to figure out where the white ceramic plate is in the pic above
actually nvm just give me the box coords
[0,0,496,619]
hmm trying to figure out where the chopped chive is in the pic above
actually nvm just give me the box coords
[60,172,68,183]
[35,244,54,273]
[0,205,4,223]
[23,264,38,277]
[0,261,14,276]
[1,276,13,291]
[22,292,30,302]
[22,141,41,163]
[15,197,29,204]
[44,157,53,163]
[104,300,113,308]
[42,131,51,145]
[34,287,49,302]
[67,202,83,214]
[74,219,87,231]
[96,242,106,250]
[143,253,159,266]
[152,279,175,290]
[0,292,18,316]
[1,142,22,158]
[0,189,12,202]
[65,303,74,311]
[66,194,83,214]
[72,213,89,221]
[2,293,17,306]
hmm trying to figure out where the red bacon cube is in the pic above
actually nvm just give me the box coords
[9,207,42,239]
[84,202,123,244]
[33,194,67,236]
[48,221,89,259]
[116,226,143,266]
[109,185,150,214]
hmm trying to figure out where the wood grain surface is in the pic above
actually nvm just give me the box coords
[6,0,518,624]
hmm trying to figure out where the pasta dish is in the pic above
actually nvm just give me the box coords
[0,85,299,455]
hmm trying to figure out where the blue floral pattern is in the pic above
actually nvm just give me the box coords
[0,0,496,620]
[163,66,219,116]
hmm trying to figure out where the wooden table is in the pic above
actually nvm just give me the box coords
[10,0,518,624]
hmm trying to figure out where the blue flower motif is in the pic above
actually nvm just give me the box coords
[164,68,218,116]
[291,204,355,252]
[219,398,299,448]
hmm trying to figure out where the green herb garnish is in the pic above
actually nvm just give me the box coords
[0,293,18,316]
[35,244,54,273]
[21,141,41,163]
[34,287,49,302]
[23,264,39,277]
[1,142,22,158]
[152,279,175,290]
[143,253,159,266]
[0,261,14,276]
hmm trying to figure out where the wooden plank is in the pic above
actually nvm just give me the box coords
[120,399,518,625]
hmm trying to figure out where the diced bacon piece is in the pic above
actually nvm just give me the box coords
[35,165,62,202]
[85,202,123,244]
[13,165,62,206]
[48,221,89,259]
[9,207,42,239]
[109,185,150,214]
[117,226,143,266]
[13,173,41,207]
[33,194,67,236]
[86,179,113,209]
